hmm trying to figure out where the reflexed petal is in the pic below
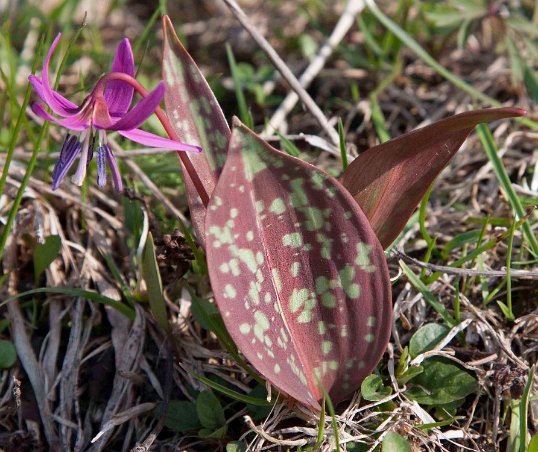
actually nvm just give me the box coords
[104,145,123,191]
[51,134,82,189]
[28,75,79,113]
[118,128,202,152]
[31,103,89,131]
[96,146,107,187]
[104,38,135,116]
[41,34,80,117]
[105,81,165,131]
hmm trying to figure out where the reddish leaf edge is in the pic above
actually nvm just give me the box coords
[341,107,526,249]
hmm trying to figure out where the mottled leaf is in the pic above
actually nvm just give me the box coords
[162,15,230,246]
[205,119,392,409]
[341,108,526,248]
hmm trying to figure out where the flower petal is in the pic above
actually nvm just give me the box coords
[31,102,89,131]
[118,128,202,152]
[28,75,79,113]
[104,38,135,116]
[40,34,80,117]
[104,145,123,191]
[51,134,82,189]
[105,81,165,131]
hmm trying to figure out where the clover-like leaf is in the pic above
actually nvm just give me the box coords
[162,15,230,246]
[341,107,526,248]
[409,323,450,358]
[205,119,392,409]
[406,357,477,405]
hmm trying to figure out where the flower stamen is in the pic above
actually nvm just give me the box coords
[71,129,91,186]
[51,133,82,190]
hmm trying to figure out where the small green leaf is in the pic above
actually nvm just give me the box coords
[407,358,477,405]
[0,340,17,369]
[196,391,226,430]
[190,295,220,332]
[161,400,202,432]
[397,365,424,385]
[142,232,170,333]
[382,432,411,452]
[33,235,61,282]
[298,34,318,61]
[409,323,450,358]
[199,424,227,439]
[227,442,247,452]
[497,300,515,321]
[361,374,392,401]
[246,384,272,420]
[529,434,538,452]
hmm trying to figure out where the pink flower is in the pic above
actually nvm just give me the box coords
[29,34,201,191]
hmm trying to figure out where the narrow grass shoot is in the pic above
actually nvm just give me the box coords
[226,43,253,129]
[477,123,538,257]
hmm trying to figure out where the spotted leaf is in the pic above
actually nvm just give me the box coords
[205,119,392,409]
[162,15,230,246]
[341,107,526,249]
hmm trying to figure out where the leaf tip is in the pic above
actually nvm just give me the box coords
[513,107,527,117]
[162,14,172,30]
[231,116,243,129]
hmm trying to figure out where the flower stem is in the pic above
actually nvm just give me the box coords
[96,72,210,207]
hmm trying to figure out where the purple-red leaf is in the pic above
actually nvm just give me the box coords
[205,119,392,409]
[341,107,526,249]
[162,16,230,246]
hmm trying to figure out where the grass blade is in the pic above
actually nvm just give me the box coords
[400,261,456,327]
[519,366,536,452]
[226,44,253,128]
[476,123,538,256]
[191,373,272,406]
[1,287,135,320]
[142,232,171,333]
